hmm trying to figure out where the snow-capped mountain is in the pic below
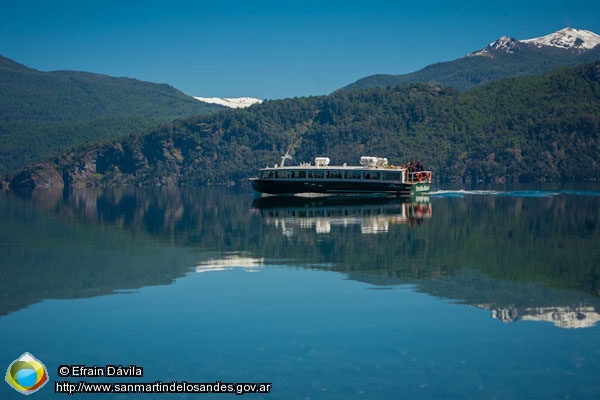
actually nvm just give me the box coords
[343,26,600,92]
[522,27,600,50]
[469,27,600,57]
[468,36,520,57]
[194,97,263,109]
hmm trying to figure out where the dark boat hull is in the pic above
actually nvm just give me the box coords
[250,178,430,196]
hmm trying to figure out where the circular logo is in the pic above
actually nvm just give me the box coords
[5,352,49,395]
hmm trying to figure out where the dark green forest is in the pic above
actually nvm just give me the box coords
[10,61,598,189]
[0,55,223,176]
[4,60,600,189]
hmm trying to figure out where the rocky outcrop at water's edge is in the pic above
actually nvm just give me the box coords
[10,163,64,190]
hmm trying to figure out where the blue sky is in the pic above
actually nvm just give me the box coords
[1,0,599,99]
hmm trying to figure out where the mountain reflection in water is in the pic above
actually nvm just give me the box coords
[1,186,599,328]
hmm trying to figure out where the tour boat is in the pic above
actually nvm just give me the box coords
[249,156,431,196]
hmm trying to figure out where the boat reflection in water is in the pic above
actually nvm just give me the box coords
[252,195,432,235]
[195,254,264,273]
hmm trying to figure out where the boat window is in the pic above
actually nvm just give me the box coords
[261,171,274,179]
[308,170,324,179]
[344,171,362,180]
[363,171,381,180]
[326,170,343,179]
[292,170,306,178]
[276,170,290,178]
[382,171,402,181]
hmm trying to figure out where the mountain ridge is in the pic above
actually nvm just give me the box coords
[342,27,600,92]
[469,27,600,57]
[0,54,224,176]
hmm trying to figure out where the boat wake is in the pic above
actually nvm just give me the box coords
[429,189,600,198]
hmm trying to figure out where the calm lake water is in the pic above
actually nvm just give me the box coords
[1,186,599,399]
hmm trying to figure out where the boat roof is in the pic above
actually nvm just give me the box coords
[259,155,411,171]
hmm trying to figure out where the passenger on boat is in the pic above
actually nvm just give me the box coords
[407,160,416,181]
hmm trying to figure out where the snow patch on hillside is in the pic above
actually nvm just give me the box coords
[194,97,263,108]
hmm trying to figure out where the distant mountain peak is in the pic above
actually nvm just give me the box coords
[468,36,520,57]
[522,27,600,50]
[468,27,600,58]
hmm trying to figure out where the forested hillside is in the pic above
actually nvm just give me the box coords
[0,55,223,176]
[8,62,600,189]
